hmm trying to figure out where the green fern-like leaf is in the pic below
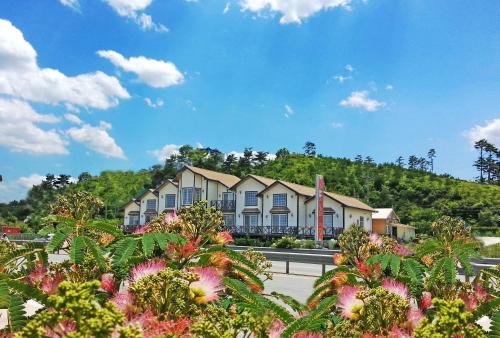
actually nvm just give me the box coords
[307,282,332,306]
[69,236,85,264]
[153,233,187,250]
[82,236,106,271]
[111,237,138,269]
[472,298,500,321]
[489,309,500,338]
[443,256,456,283]
[206,246,258,271]
[380,254,392,270]
[224,278,294,324]
[313,266,353,288]
[0,244,47,268]
[0,280,9,308]
[232,264,264,291]
[390,255,401,276]
[402,258,423,284]
[88,220,124,238]
[47,229,70,252]
[270,291,308,313]
[7,294,27,332]
[428,256,447,286]
[416,239,441,257]
[281,296,337,338]
[0,274,48,305]
[142,233,156,257]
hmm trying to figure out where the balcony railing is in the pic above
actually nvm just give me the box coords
[211,200,236,212]
[223,225,344,238]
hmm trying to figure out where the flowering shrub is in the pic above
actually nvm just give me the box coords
[0,195,498,337]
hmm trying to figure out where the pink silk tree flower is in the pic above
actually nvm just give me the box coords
[337,286,364,320]
[189,267,224,304]
[100,273,116,293]
[420,291,433,310]
[369,233,383,247]
[213,231,233,245]
[394,244,413,257]
[130,259,166,283]
[381,278,409,299]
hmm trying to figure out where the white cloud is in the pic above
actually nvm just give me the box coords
[144,97,164,108]
[0,174,45,203]
[385,84,394,90]
[345,64,354,72]
[331,121,343,128]
[334,75,351,83]
[284,104,294,118]
[0,19,130,110]
[67,121,126,159]
[64,113,82,125]
[59,0,80,11]
[223,2,231,14]
[340,91,386,112]
[0,98,68,155]
[464,119,500,147]
[103,0,168,32]
[97,50,184,88]
[148,144,181,162]
[239,0,351,24]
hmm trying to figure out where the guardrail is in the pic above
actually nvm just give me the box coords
[230,246,499,276]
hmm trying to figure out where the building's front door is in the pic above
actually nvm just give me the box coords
[392,226,397,238]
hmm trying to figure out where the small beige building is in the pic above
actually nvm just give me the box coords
[372,208,415,241]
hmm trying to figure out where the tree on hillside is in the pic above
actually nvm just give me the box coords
[222,154,237,174]
[474,139,488,182]
[408,155,418,170]
[395,156,405,167]
[237,148,254,176]
[484,142,499,184]
[275,148,290,159]
[254,151,269,167]
[364,156,374,165]
[417,157,428,171]
[427,148,436,172]
[78,172,92,182]
[303,142,316,157]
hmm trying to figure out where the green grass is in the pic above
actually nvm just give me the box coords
[480,243,500,258]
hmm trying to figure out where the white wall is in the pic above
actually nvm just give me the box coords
[304,196,344,228]
[234,178,267,226]
[123,202,140,225]
[139,191,158,225]
[158,183,178,212]
[261,184,300,228]
[345,207,373,232]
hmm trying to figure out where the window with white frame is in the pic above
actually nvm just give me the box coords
[165,194,176,208]
[146,199,156,210]
[223,214,235,227]
[273,193,287,207]
[272,214,288,227]
[324,214,334,227]
[194,188,202,202]
[245,191,258,206]
[182,188,192,205]
[360,216,365,227]
[244,214,258,226]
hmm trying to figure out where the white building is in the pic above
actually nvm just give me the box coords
[122,166,374,237]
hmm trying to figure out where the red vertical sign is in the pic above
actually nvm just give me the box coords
[315,175,325,241]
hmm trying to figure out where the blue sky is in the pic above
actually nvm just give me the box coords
[0,0,499,202]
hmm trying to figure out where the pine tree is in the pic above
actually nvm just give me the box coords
[408,155,418,170]
[275,148,290,159]
[474,139,488,183]
[395,156,405,167]
[303,142,316,157]
[427,149,436,172]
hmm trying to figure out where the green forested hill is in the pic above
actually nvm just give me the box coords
[254,155,499,230]
[1,149,499,232]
